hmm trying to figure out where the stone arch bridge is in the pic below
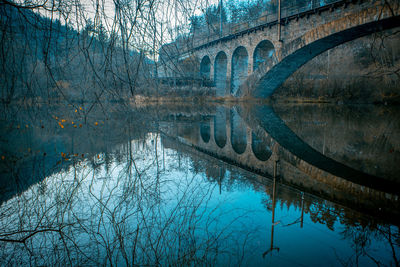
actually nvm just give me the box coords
[160,0,400,98]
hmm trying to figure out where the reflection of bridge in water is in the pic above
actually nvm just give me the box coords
[168,105,400,220]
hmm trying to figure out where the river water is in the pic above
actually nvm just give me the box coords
[0,102,399,266]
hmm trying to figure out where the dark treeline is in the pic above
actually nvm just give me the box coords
[189,0,276,34]
[0,3,153,105]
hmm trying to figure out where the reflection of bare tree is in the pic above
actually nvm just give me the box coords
[0,134,258,265]
[336,223,400,267]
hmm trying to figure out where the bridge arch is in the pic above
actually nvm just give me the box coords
[231,46,248,95]
[200,55,211,80]
[253,40,275,71]
[214,51,228,96]
[230,109,247,154]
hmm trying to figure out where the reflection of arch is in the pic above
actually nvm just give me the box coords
[214,107,227,148]
[214,51,227,97]
[231,46,248,95]
[241,105,400,195]
[200,121,211,143]
[253,40,275,71]
[231,110,247,154]
[251,132,272,161]
[200,56,211,79]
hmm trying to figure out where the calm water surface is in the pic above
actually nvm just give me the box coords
[0,103,399,266]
